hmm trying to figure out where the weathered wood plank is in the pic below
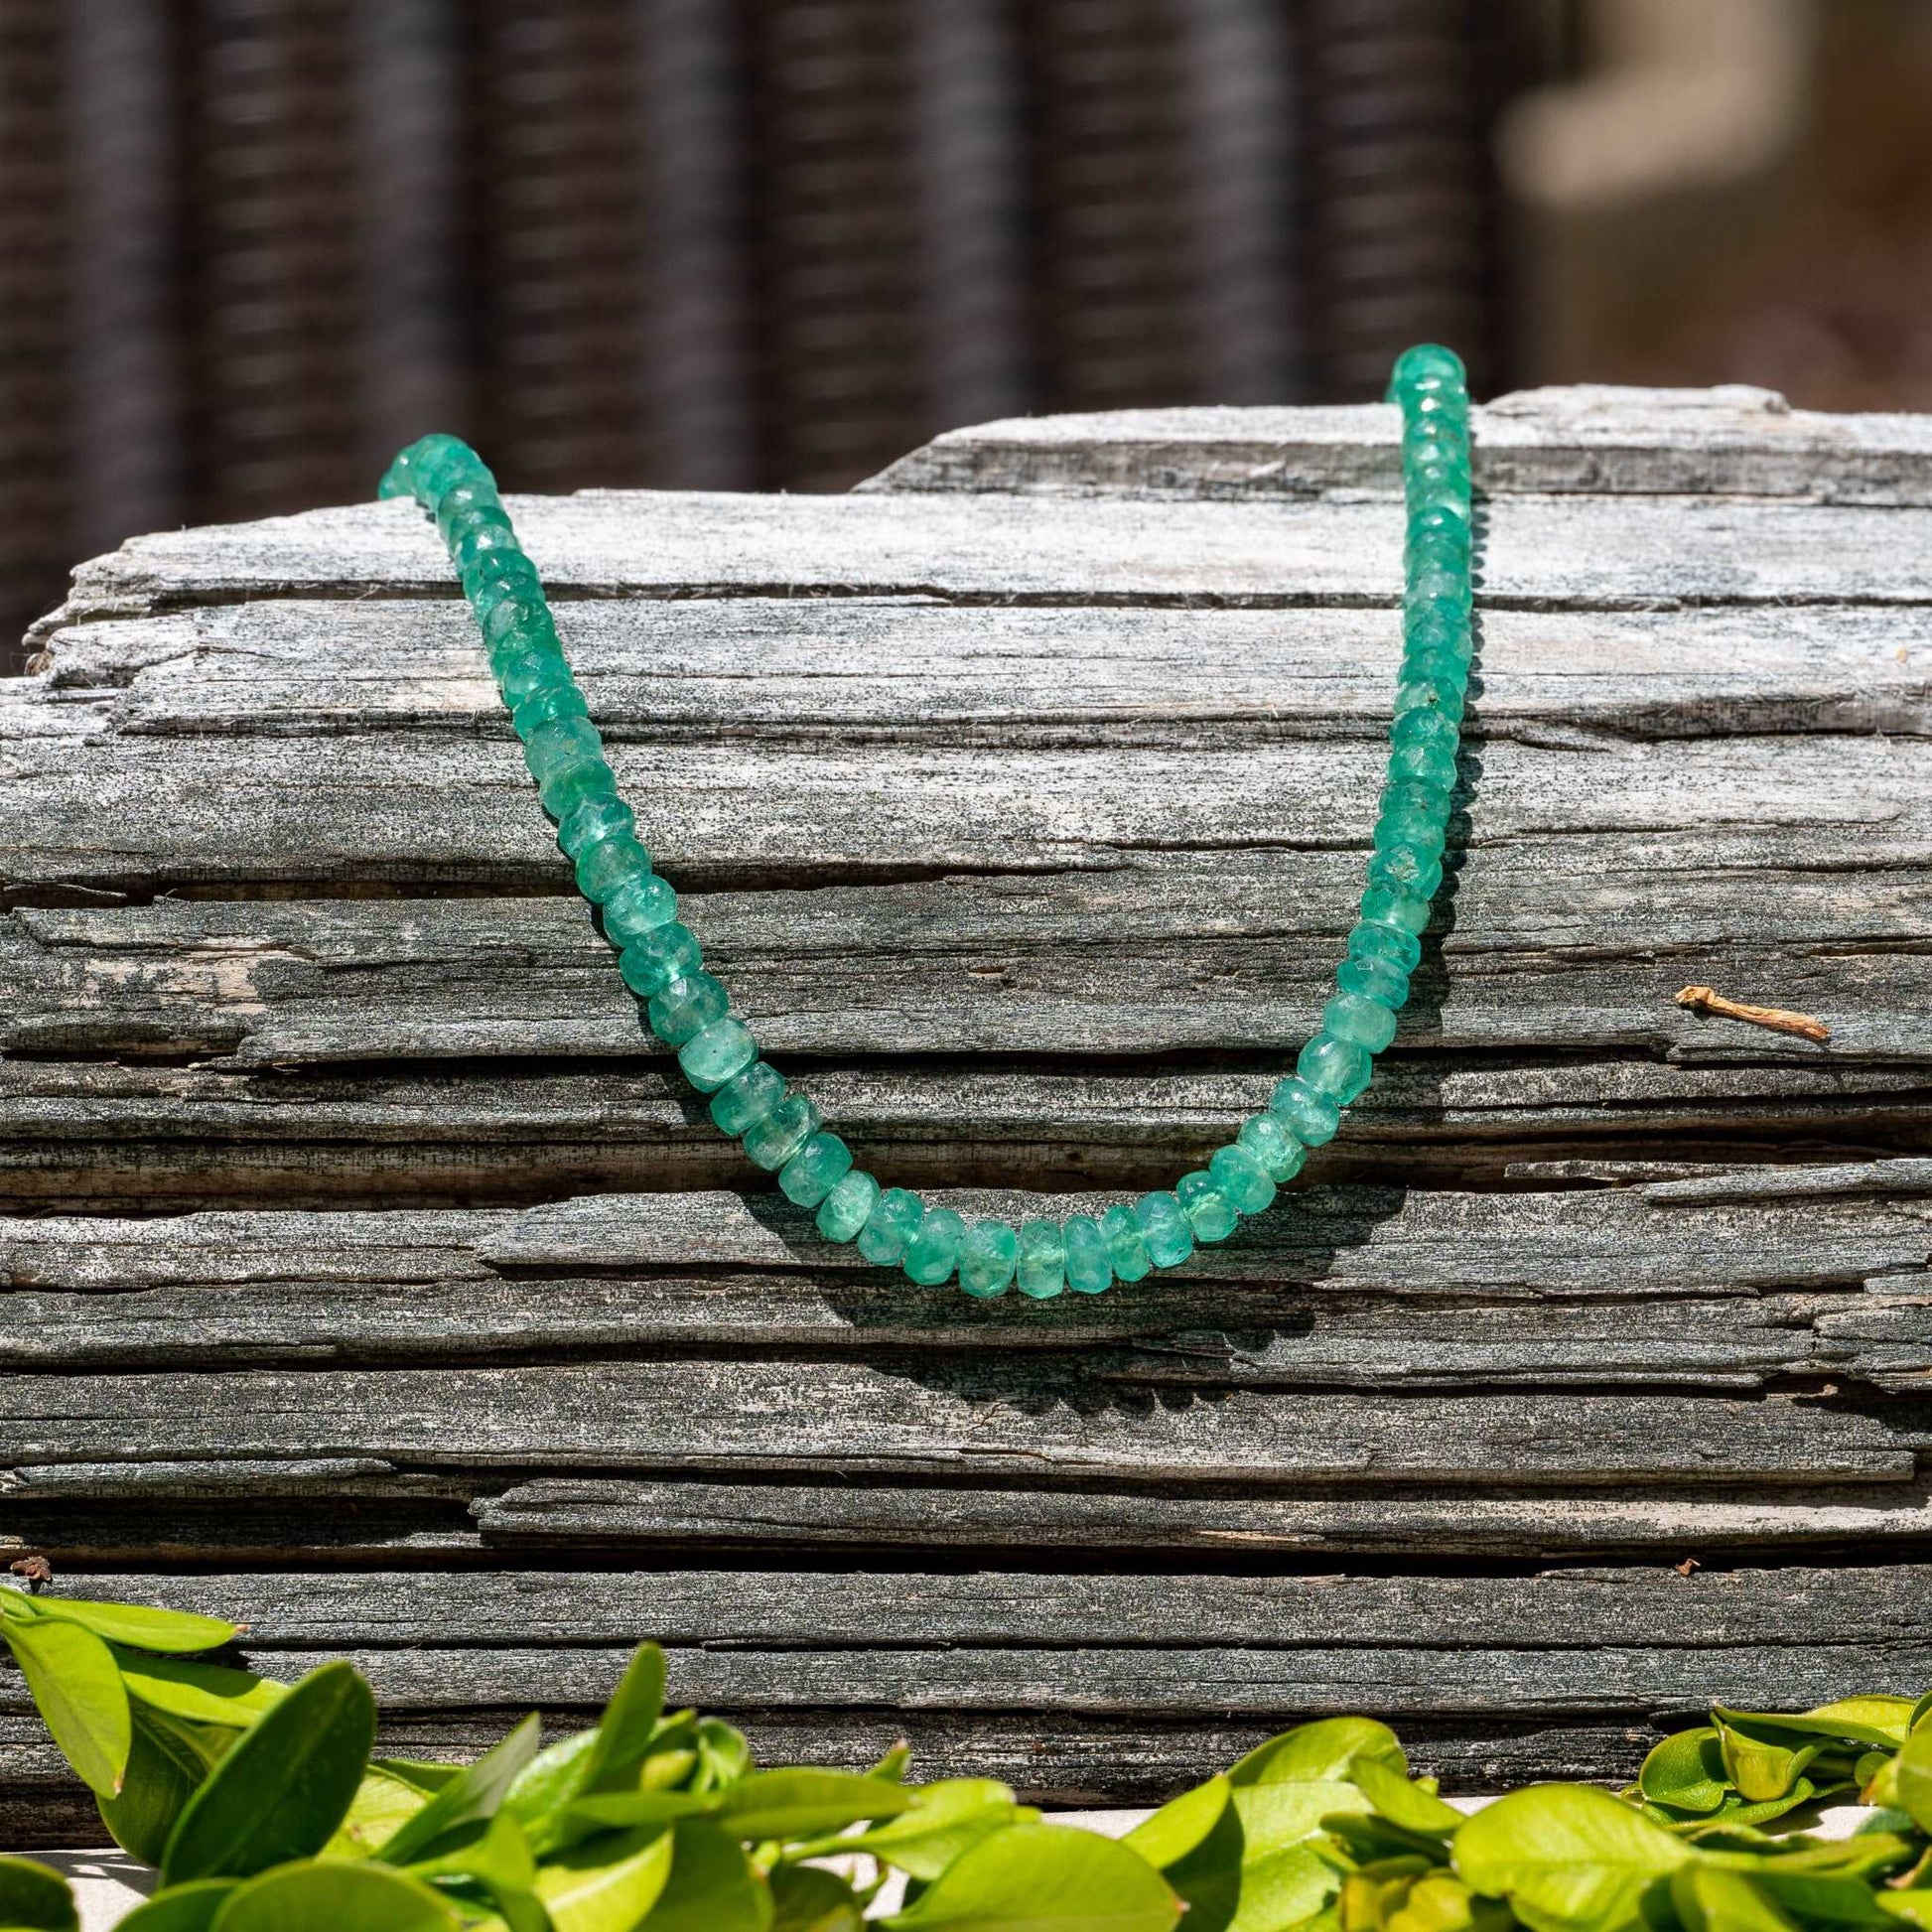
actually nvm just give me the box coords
[862,387,1932,504]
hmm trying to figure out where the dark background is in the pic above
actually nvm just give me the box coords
[5,0,1932,665]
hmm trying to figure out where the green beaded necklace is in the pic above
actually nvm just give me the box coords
[380,343,1472,1300]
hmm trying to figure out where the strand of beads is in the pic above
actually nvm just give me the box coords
[378,341,1471,1301]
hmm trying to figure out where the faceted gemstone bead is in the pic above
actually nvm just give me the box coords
[781,1132,854,1207]
[454,520,518,577]
[603,873,678,948]
[556,795,634,863]
[858,1187,925,1265]
[1323,990,1398,1053]
[1359,886,1432,937]
[436,480,497,533]
[1209,1143,1276,1216]
[1100,1202,1152,1282]
[816,1168,879,1242]
[744,1094,821,1172]
[1365,847,1443,903]
[1380,774,1452,826]
[1016,1219,1065,1300]
[471,557,539,613]
[511,683,589,737]
[1405,604,1468,658]
[1348,918,1423,975]
[1238,1112,1307,1183]
[1176,1170,1237,1242]
[1391,343,1466,389]
[647,972,729,1046]
[1392,708,1458,759]
[1271,1075,1340,1147]
[1061,1215,1113,1295]
[618,921,703,997]
[1298,1032,1372,1106]
[575,833,652,905]
[1393,671,1464,728]
[1134,1192,1194,1270]
[679,1018,758,1093]
[959,1219,1020,1299]
[1387,738,1457,795]
[1374,806,1446,860]
[1337,952,1410,1009]
[539,757,619,821]
[710,1059,786,1136]
[902,1207,965,1287]
[499,647,570,708]
[483,595,548,649]
[523,716,603,785]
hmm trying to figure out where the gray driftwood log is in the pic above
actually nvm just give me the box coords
[2,383,1929,1844]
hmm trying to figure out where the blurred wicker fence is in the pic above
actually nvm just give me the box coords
[0,0,1513,665]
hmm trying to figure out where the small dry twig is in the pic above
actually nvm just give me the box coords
[1675,985,1830,1043]
[1672,1558,1701,1579]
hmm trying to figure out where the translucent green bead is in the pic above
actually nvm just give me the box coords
[744,1094,821,1171]
[858,1187,924,1265]
[1323,990,1398,1052]
[781,1132,854,1208]
[511,683,589,737]
[1271,1075,1340,1146]
[1349,918,1422,974]
[523,716,602,785]
[1298,1033,1372,1106]
[1238,1112,1307,1183]
[483,594,548,649]
[471,556,539,611]
[1380,776,1452,827]
[436,478,497,532]
[1337,952,1410,1008]
[1134,1192,1193,1269]
[454,520,518,577]
[1017,1219,1065,1300]
[1100,1202,1152,1282]
[1062,1215,1113,1295]
[390,432,476,504]
[1374,807,1446,860]
[1390,343,1465,390]
[557,796,634,863]
[679,1017,757,1093]
[1365,847,1443,902]
[1176,1171,1236,1242]
[539,758,619,820]
[1393,671,1464,728]
[1209,1143,1276,1216]
[816,1167,879,1241]
[647,972,729,1046]
[603,873,678,948]
[575,833,651,905]
[959,1218,1019,1299]
[619,921,702,996]
[1387,739,1457,796]
[711,1059,786,1136]
[1392,708,1458,760]
[902,1207,965,1287]
[1359,887,1432,937]
[499,647,570,707]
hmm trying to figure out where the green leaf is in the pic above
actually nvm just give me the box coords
[2,1609,133,1798]
[1228,1719,1407,1788]
[1226,1841,1339,1932]
[1895,1725,1932,1834]
[326,1765,448,1862]
[1670,1867,1801,1932]
[162,1660,378,1885]
[0,1587,33,1622]
[636,1821,771,1932]
[115,1652,286,1728]
[1125,1777,1242,1932]
[208,1861,462,1932]
[533,1824,676,1932]
[1878,1899,1932,1930]
[789,1780,1021,1881]
[716,1768,915,1842]
[402,1810,538,1896]
[1386,1870,1510,1932]
[1715,1719,1824,1805]
[1714,1700,1917,1751]
[28,1596,237,1656]
[0,1856,78,1932]
[1638,1728,1730,1816]
[1234,1780,1372,1858]
[885,1821,1179,1932]
[871,1742,913,1785]
[585,1644,667,1793]
[1451,1784,1690,1932]
[99,1705,238,1864]
[770,1863,866,1932]
[375,1712,541,1864]
[693,1717,754,1794]
[1351,1760,1463,1839]
[562,1791,725,1837]
[110,1882,237,1932]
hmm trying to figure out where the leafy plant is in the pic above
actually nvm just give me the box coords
[3,1579,1930,1932]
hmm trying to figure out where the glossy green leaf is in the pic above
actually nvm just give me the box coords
[1671,1867,1801,1932]
[581,1644,668,1794]
[1386,1870,1509,1932]
[1714,1700,1917,1751]
[885,1821,1178,1932]
[1715,1719,1825,1805]
[1226,1840,1338,1932]
[1878,1899,1932,1930]
[1234,1780,1372,1859]
[376,1712,540,1864]
[1125,1777,1242,1932]
[769,1863,865,1932]
[533,1824,676,1932]
[1228,1719,1406,1788]
[0,1587,32,1622]
[402,1810,538,1895]
[162,1661,378,1885]
[788,1779,1020,1881]
[636,1821,771,1932]
[716,1768,914,1841]
[28,1596,236,1656]
[115,1653,286,1728]
[1895,1725,1932,1833]
[3,1610,133,1798]
[1910,1691,1932,1733]
[0,1856,77,1932]
[327,1765,447,1861]
[209,1861,462,1932]
[506,1726,598,1817]
[693,1717,754,1793]
[111,1882,236,1932]
[1452,1784,1690,1932]
[1738,1870,1891,1929]
[99,1706,238,1864]
[1676,1781,1831,1835]
[1638,1728,1730,1816]
[871,1742,913,1785]
[1351,1760,1463,1838]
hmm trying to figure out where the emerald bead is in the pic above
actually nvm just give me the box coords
[1365,847,1442,902]
[539,758,618,819]
[512,683,589,736]
[648,971,729,1046]
[1392,708,1458,759]
[1176,1170,1237,1242]
[1134,1192,1193,1270]
[780,1132,853,1207]
[902,1207,965,1286]
[1323,990,1398,1052]
[557,795,634,863]
[523,716,602,784]
[1393,672,1464,727]
[1209,1143,1276,1216]
[1349,919,1422,974]
[436,479,497,532]
[1238,1112,1307,1183]
[1337,952,1410,1008]
[1271,1075,1340,1146]
[619,921,702,996]
[483,595,545,648]
[603,873,678,947]
[1390,342,1465,387]
[1062,1214,1113,1294]
[816,1167,879,1241]
[1374,806,1445,858]
[575,832,651,904]
[1100,1202,1152,1282]
[1298,1032,1372,1105]
[710,1059,785,1136]
[858,1187,924,1265]
[744,1093,820,1171]
[454,520,517,576]
[1388,739,1457,795]
[959,1218,1019,1299]
[679,1017,758,1093]
[499,647,569,707]
[1017,1218,1065,1300]
[1360,886,1432,936]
